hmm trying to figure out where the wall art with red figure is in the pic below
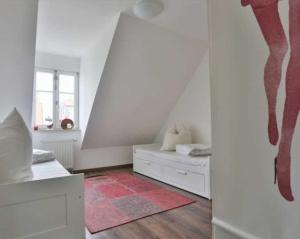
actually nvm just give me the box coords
[242,0,300,202]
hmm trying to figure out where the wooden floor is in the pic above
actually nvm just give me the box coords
[85,168,212,239]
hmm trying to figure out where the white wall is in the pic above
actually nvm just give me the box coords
[74,146,132,170]
[155,50,211,145]
[35,52,80,72]
[82,13,207,149]
[0,0,38,126]
[80,15,120,140]
[213,224,239,239]
[210,1,300,239]
[74,14,131,170]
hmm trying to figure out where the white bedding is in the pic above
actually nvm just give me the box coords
[135,144,208,166]
[32,159,70,181]
[0,160,70,186]
[176,144,209,154]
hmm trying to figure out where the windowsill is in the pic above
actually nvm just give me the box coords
[33,128,81,133]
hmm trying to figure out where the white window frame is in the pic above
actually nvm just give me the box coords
[33,68,79,130]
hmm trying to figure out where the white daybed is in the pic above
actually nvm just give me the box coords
[0,160,85,239]
[133,144,211,199]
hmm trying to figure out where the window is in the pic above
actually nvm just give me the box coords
[33,69,79,129]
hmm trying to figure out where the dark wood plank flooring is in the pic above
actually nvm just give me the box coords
[84,168,212,239]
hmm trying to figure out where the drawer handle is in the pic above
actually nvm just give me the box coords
[144,161,151,165]
[176,169,187,175]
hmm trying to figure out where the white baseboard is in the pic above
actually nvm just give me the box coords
[212,217,260,239]
[74,146,133,170]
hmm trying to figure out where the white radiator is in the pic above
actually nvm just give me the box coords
[39,140,75,169]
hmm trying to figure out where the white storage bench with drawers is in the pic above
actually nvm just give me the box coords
[133,144,211,199]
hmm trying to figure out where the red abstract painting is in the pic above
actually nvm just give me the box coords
[242,0,300,201]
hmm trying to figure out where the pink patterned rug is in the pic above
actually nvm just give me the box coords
[85,172,194,234]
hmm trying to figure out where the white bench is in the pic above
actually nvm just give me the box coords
[133,144,211,199]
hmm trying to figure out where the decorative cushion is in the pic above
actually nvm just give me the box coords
[0,108,33,184]
[160,124,191,151]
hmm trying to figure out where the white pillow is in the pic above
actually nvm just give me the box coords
[161,124,192,151]
[0,108,33,184]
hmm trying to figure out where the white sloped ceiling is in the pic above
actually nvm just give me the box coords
[82,13,208,149]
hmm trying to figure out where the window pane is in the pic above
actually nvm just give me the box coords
[36,72,53,91]
[59,74,75,93]
[59,94,75,122]
[35,92,53,126]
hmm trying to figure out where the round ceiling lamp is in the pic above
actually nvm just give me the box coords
[133,0,164,20]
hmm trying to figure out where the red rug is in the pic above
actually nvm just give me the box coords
[85,172,194,234]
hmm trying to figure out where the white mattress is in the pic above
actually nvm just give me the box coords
[32,160,70,181]
[135,144,209,166]
[0,160,70,186]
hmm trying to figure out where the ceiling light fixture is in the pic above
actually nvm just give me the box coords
[133,0,164,20]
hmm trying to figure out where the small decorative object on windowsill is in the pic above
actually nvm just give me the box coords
[45,117,53,129]
[47,123,54,129]
[61,118,74,130]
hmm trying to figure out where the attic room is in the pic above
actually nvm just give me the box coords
[2,0,298,239]
[33,0,211,171]
[0,0,212,238]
